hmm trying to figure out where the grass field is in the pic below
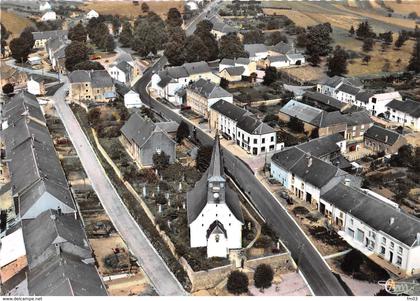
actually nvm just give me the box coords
[384,0,420,15]
[0,10,34,38]
[81,1,184,18]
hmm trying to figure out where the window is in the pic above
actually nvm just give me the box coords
[261,147,266,152]
[253,138,257,144]
[390,242,394,249]
[396,256,402,266]
[271,136,274,142]
[356,229,364,242]
[382,237,386,245]
[398,247,403,255]
[215,234,220,243]
[262,138,265,144]
[347,228,355,238]
[380,246,385,255]
[350,219,354,225]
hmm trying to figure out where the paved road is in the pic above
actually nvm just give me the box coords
[133,12,349,296]
[6,65,186,296]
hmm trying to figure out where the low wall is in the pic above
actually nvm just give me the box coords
[249,98,282,107]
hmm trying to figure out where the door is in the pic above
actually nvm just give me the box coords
[319,202,326,215]
[306,192,312,203]
[389,251,393,263]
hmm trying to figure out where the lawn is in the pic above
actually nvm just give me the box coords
[384,0,420,15]
[0,9,34,38]
[80,1,184,18]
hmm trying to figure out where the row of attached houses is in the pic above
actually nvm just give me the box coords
[209,99,281,155]
[244,43,306,66]
[33,30,68,49]
[0,91,107,295]
[270,144,420,275]
[151,61,220,106]
[46,36,70,74]
[68,70,115,103]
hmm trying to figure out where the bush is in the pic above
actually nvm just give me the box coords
[254,264,274,290]
[254,235,272,249]
[2,83,14,95]
[227,270,249,295]
[153,151,170,171]
[292,206,309,216]
[341,250,364,274]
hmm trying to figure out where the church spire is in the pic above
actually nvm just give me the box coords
[207,132,224,181]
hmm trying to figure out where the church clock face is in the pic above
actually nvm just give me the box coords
[215,234,220,242]
[213,192,219,199]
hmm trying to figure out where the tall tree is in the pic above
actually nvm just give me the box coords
[103,34,115,52]
[349,25,355,36]
[227,271,248,295]
[9,37,31,63]
[356,21,375,39]
[265,31,288,46]
[394,32,406,49]
[68,22,87,42]
[184,35,209,62]
[305,23,333,57]
[166,7,183,27]
[362,38,374,52]
[263,66,278,85]
[308,51,321,66]
[119,22,133,47]
[164,26,186,65]
[242,29,264,44]
[194,20,218,61]
[132,12,167,56]
[20,27,35,49]
[176,121,190,142]
[65,41,89,71]
[254,264,274,291]
[408,37,420,73]
[327,45,348,76]
[219,33,247,59]
[141,2,150,13]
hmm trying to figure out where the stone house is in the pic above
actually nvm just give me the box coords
[364,125,406,154]
[68,70,115,103]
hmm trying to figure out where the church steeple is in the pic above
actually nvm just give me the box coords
[207,133,226,204]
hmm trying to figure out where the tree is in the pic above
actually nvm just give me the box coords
[356,21,375,39]
[141,2,150,13]
[394,32,406,49]
[20,27,35,49]
[307,51,321,66]
[176,121,190,142]
[305,23,333,57]
[73,60,105,70]
[166,8,183,27]
[132,12,168,56]
[242,29,264,44]
[65,41,89,71]
[196,145,213,172]
[194,20,218,61]
[266,18,280,30]
[9,37,31,63]
[265,31,288,46]
[227,270,248,295]
[295,32,307,48]
[119,22,133,47]
[327,45,348,76]
[408,12,418,20]
[263,67,278,85]
[288,116,305,133]
[2,83,14,95]
[254,264,274,291]
[153,151,170,171]
[184,35,209,62]
[379,31,393,45]
[103,34,115,52]
[408,37,420,73]
[390,145,414,167]
[349,25,355,36]
[362,55,371,65]
[68,22,87,42]
[1,23,10,56]
[341,250,364,275]
[219,33,247,59]
[362,38,374,52]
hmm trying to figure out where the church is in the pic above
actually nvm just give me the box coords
[187,135,244,258]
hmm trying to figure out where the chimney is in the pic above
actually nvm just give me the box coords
[307,157,312,167]
[57,206,62,216]
[55,243,61,255]
[385,135,388,143]
[344,178,351,186]
[389,217,395,225]
[74,211,78,220]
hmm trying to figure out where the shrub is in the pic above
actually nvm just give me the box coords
[341,250,364,274]
[254,235,272,249]
[254,264,274,290]
[227,270,249,295]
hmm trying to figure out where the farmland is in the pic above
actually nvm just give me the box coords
[0,9,34,37]
[81,1,184,18]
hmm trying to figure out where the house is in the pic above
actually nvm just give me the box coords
[22,209,92,270]
[68,70,115,103]
[268,41,292,56]
[187,135,243,258]
[218,57,256,77]
[302,91,347,112]
[364,125,406,154]
[108,60,140,86]
[39,1,52,11]
[295,133,347,163]
[270,147,348,206]
[385,99,420,130]
[265,55,289,69]
[32,30,68,49]
[46,36,70,74]
[279,100,373,143]
[27,74,58,96]
[286,53,306,65]
[186,78,233,118]
[120,113,177,167]
[333,84,361,104]
[319,182,420,275]
[316,76,363,97]
[244,43,268,62]
[355,91,402,116]
[41,11,56,21]
[151,61,220,105]
[28,56,42,66]
[115,83,143,109]
[209,15,237,40]
[219,66,244,82]
[0,63,28,87]
[0,228,27,286]
[186,1,199,11]
[209,100,279,155]
[86,9,99,20]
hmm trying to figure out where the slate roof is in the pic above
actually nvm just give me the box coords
[336,83,361,96]
[27,252,107,296]
[296,133,344,158]
[364,125,401,146]
[220,58,235,66]
[188,78,232,99]
[223,66,244,76]
[29,74,57,84]
[272,147,347,188]
[32,30,68,41]
[280,100,323,124]
[321,76,363,89]
[244,44,268,57]
[68,70,113,88]
[157,62,211,87]
[183,61,211,75]
[321,183,420,246]
[46,36,67,53]
[235,57,250,65]
[187,136,243,224]
[303,91,345,110]
[22,209,90,269]
[355,91,375,103]
[387,99,420,118]
[120,112,174,148]
[210,99,248,122]
[2,92,45,126]
[115,61,133,74]
[269,41,291,54]
[237,115,274,135]
[267,55,288,63]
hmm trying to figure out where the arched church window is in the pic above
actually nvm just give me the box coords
[215,234,220,243]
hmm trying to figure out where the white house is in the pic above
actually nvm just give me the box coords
[27,76,43,95]
[333,84,361,104]
[187,136,243,258]
[41,11,57,21]
[385,99,420,131]
[244,44,268,62]
[266,55,289,68]
[317,76,363,97]
[320,182,420,275]
[124,90,142,108]
[286,53,306,65]
[32,30,68,49]
[356,91,402,116]
[28,56,42,66]
[86,9,99,20]
[209,100,280,155]
[39,1,52,11]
